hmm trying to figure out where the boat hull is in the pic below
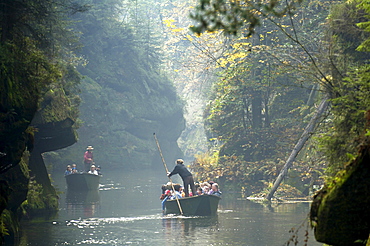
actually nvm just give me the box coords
[65,173,100,190]
[164,194,221,216]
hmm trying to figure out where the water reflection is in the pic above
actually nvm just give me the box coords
[160,215,220,245]
[13,169,322,246]
[65,190,100,217]
[162,215,219,236]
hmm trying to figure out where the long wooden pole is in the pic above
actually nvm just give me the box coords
[153,133,183,215]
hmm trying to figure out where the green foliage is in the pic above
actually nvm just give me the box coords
[318,65,370,175]
[204,54,309,161]
[356,0,370,52]
[190,0,304,36]
[197,0,337,167]
[191,0,334,196]
[0,0,85,175]
[328,1,370,63]
[192,152,316,196]
[33,61,82,125]
[191,0,370,201]
[22,180,44,211]
[0,40,59,115]
[312,1,370,177]
[0,0,84,114]
[0,210,10,237]
[21,178,58,212]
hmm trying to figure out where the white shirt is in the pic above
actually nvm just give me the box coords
[88,170,98,175]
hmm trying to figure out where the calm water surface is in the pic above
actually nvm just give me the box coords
[13,169,322,246]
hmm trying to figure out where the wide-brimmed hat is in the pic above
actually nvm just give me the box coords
[86,146,94,150]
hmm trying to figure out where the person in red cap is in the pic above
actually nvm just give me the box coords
[161,186,182,212]
[83,146,94,172]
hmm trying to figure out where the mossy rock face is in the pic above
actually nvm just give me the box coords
[33,87,72,124]
[0,153,29,212]
[61,76,185,171]
[311,143,370,245]
[0,152,30,243]
[20,179,58,215]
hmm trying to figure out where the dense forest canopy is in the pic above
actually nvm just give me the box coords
[183,0,370,196]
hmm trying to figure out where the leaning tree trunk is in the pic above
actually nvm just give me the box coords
[265,94,330,201]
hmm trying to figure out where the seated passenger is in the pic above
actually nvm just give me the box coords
[64,165,72,175]
[161,189,172,211]
[96,165,102,175]
[160,184,168,200]
[161,186,182,212]
[88,165,99,175]
[201,182,211,193]
[161,182,181,194]
[71,163,78,173]
[196,187,203,196]
[172,185,182,199]
[209,183,222,196]
[180,186,186,197]
[203,186,210,194]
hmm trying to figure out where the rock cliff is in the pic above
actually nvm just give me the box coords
[310,139,370,245]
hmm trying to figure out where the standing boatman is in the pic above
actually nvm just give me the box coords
[83,145,94,172]
[167,159,196,197]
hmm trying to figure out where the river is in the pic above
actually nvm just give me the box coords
[10,168,322,246]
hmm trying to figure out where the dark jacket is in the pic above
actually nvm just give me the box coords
[168,164,192,179]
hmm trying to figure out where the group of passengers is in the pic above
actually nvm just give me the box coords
[164,158,222,196]
[64,145,101,176]
[64,164,77,175]
[160,181,222,198]
[198,181,222,196]
[160,182,222,211]
[160,158,222,211]
[64,163,100,175]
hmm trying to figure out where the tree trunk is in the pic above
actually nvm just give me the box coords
[252,91,262,129]
[242,97,248,131]
[265,94,330,201]
[306,84,318,107]
[264,98,270,128]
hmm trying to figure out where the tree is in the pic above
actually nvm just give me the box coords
[190,0,304,36]
[266,94,329,200]
[189,0,351,199]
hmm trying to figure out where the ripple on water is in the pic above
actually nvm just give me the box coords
[66,214,163,228]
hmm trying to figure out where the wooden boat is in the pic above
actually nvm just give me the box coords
[65,173,101,190]
[164,194,221,216]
